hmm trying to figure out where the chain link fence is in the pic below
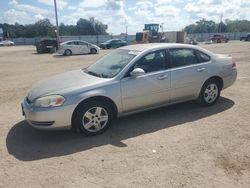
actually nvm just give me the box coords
[12,35,136,45]
[187,32,249,42]
[11,32,249,45]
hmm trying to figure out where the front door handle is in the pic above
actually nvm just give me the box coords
[157,75,168,80]
[197,68,206,72]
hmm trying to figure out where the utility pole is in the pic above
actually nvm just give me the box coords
[219,13,223,33]
[125,25,128,41]
[161,23,164,32]
[54,0,60,48]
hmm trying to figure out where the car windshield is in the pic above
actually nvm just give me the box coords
[105,39,114,43]
[85,49,139,78]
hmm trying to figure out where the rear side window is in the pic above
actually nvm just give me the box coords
[79,41,87,46]
[169,48,199,68]
[196,50,211,63]
[73,41,79,45]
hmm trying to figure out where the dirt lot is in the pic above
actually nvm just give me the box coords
[0,42,249,188]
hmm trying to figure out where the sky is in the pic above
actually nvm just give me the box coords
[0,0,250,34]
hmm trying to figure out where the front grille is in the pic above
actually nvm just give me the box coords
[30,121,55,126]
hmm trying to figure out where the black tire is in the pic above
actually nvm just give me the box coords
[72,100,114,136]
[90,48,97,54]
[64,49,72,56]
[197,79,221,106]
[107,45,111,49]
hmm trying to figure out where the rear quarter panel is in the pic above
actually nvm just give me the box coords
[205,55,236,89]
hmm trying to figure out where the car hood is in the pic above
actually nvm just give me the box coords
[27,70,106,101]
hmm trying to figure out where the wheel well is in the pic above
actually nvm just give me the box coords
[65,49,72,53]
[71,96,118,125]
[90,48,97,53]
[207,76,223,89]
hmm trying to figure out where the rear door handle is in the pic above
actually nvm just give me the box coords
[157,75,168,80]
[197,68,206,72]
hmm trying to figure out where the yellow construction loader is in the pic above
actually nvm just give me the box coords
[135,24,186,43]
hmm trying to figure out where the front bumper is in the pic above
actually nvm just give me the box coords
[57,49,64,54]
[22,98,76,130]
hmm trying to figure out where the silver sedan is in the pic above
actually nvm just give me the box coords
[22,43,237,135]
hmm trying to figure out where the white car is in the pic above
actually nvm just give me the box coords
[0,40,15,46]
[57,40,100,56]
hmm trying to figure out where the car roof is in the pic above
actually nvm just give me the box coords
[62,40,88,43]
[120,43,198,52]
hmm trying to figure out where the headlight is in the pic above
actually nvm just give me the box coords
[33,95,65,107]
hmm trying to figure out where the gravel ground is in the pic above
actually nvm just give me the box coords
[0,41,249,188]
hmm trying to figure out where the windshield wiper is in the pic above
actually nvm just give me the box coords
[85,70,101,78]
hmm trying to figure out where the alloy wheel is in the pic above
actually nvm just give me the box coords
[82,107,109,132]
[204,83,219,104]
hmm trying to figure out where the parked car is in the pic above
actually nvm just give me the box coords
[211,34,229,43]
[100,39,127,49]
[240,33,250,41]
[0,40,15,46]
[185,37,198,45]
[58,40,100,56]
[35,39,57,54]
[22,43,237,135]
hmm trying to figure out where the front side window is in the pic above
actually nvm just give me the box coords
[169,48,199,68]
[85,49,138,78]
[134,50,166,73]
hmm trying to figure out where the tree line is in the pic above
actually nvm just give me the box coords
[0,17,108,38]
[184,19,250,33]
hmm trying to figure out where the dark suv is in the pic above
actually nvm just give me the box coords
[35,39,58,53]
[211,34,229,43]
[240,33,250,41]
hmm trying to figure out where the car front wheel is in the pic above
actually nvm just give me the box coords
[72,100,114,135]
[64,49,72,56]
[198,79,221,106]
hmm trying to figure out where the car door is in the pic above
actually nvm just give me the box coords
[121,50,171,112]
[66,41,78,54]
[78,41,89,54]
[169,48,209,102]
[74,41,83,54]
[110,40,116,48]
[117,40,123,47]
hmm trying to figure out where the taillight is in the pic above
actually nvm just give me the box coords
[232,58,236,68]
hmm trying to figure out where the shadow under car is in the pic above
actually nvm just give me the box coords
[6,97,234,161]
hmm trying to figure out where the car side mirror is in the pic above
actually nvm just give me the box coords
[130,68,145,77]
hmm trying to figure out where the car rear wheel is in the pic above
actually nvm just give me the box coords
[90,48,97,54]
[64,49,72,56]
[72,100,114,135]
[198,79,221,106]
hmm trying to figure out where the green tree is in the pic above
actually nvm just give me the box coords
[34,19,55,37]
[76,17,108,35]
[225,19,250,32]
